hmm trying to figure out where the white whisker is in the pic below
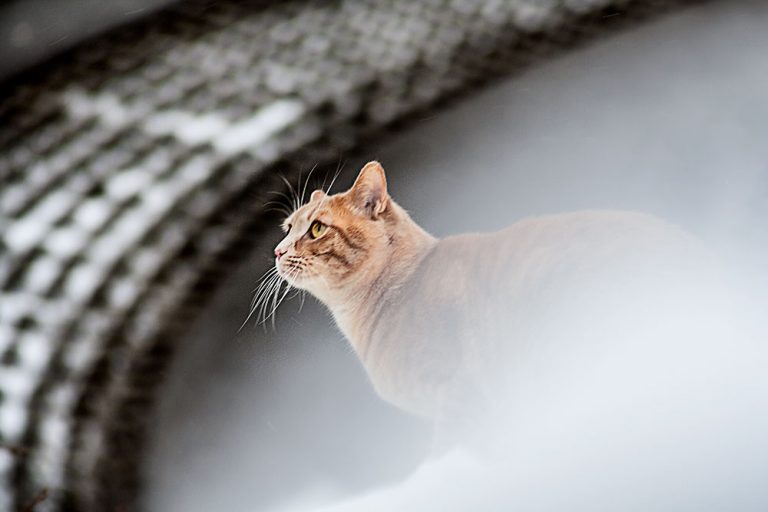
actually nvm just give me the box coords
[325,162,344,196]
[298,290,307,313]
[279,173,301,212]
[239,267,281,332]
[301,163,319,205]
[252,272,281,321]
[315,162,345,214]
[263,200,293,217]
[267,189,297,215]
[267,282,293,329]
[259,275,284,326]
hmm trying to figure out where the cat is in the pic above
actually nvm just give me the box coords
[269,162,761,511]
[275,162,710,426]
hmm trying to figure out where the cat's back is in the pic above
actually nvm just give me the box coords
[421,209,712,358]
[425,210,721,429]
[377,210,719,418]
[428,209,698,294]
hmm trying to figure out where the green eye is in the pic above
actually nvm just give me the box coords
[309,221,327,239]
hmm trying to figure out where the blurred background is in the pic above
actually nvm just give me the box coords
[1,1,767,511]
[0,1,178,81]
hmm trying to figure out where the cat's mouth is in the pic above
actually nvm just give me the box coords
[276,257,309,285]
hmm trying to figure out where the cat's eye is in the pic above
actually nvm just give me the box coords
[285,223,292,233]
[309,221,327,239]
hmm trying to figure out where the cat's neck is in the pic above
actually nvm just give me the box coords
[330,205,437,357]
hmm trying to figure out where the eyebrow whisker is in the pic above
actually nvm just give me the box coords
[301,163,319,205]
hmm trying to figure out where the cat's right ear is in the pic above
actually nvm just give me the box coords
[311,190,326,202]
[350,161,388,219]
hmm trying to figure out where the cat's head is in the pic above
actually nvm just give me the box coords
[274,161,429,304]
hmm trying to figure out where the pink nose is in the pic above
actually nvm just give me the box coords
[274,247,286,260]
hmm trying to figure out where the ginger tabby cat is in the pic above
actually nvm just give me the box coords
[272,161,713,449]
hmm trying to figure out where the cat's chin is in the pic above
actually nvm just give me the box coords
[282,273,331,300]
[276,267,312,290]
[276,267,298,283]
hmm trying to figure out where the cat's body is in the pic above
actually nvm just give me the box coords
[273,162,713,446]
[356,210,698,418]
[266,162,763,511]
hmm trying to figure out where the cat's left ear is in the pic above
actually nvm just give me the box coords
[350,161,388,218]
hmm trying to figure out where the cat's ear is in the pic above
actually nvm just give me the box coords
[310,189,326,202]
[350,161,388,218]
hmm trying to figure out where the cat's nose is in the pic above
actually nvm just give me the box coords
[274,247,286,260]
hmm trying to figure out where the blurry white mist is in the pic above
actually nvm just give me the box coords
[287,274,766,512]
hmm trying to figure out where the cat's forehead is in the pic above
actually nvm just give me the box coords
[285,194,344,225]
